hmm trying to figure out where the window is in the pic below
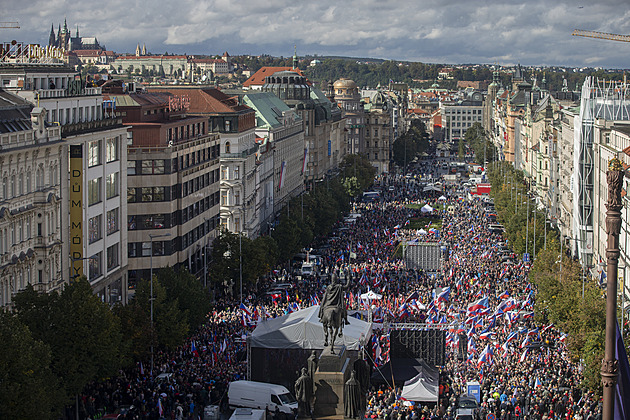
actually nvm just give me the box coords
[89,252,102,280]
[225,142,231,154]
[235,190,240,206]
[88,178,102,206]
[88,215,102,244]
[88,140,102,167]
[153,240,165,256]
[143,214,165,229]
[141,160,165,174]
[26,171,31,193]
[221,190,228,206]
[128,216,136,230]
[107,208,119,235]
[141,187,165,202]
[142,242,151,256]
[127,160,136,175]
[127,187,136,203]
[106,138,118,162]
[106,172,119,199]
[18,173,23,195]
[107,243,119,270]
[234,166,240,180]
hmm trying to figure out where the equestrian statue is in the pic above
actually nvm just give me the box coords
[318,268,351,353]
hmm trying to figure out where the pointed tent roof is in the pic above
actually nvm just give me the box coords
[250,305,372,350]
[400,371,439,402]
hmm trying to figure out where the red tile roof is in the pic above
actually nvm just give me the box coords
[147,86,251,114]
[73,49,101,57]
[243,66,307,87]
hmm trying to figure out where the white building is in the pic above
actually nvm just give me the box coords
[0,92,64,307]
[0,61,129,304]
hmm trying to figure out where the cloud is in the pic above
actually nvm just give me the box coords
[4,0,630,68]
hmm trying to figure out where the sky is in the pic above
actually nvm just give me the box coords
[5,0,630,69]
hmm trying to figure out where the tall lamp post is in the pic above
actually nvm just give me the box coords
[602,158,624,420]
[149,232,171,376]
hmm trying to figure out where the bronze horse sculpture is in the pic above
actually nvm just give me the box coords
[318,269,350,354]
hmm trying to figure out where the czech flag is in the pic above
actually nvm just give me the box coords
[468,297,489,314]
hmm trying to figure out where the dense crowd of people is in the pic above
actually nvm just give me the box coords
[77,157,601,420]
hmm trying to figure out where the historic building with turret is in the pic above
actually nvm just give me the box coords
[48,19,104,52]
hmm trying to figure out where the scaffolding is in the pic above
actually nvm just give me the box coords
[573,76,630,265]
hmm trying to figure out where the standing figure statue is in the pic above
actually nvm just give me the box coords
[295,367,313,418]
[318,268,350,353]
[344,370,362,419]
[307,350,318,396]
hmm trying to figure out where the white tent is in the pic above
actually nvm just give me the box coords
[250,305,371,350]
[400,373,439,402]
[417,229,427,235]
[438,195,447,201]
[420,204,434,213]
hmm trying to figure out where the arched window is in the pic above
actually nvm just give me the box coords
[18,172,23,195]
[225,142,231,154]
[26,170,31,193]
[36,165,44,190]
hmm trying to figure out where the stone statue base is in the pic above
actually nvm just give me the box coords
[313,345,350,418]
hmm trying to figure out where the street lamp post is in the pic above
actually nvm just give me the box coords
[149,232,171,376]
[602,158,624,420]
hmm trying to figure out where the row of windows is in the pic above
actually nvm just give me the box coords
[88,138,120,168]
[127,145,220,176]
[0,211,57,254]
[88,243,121,282]
[2,163,58,200]
[445,109,481,115]
[128,169,219,203]
[88,208,119,244]
[128,215,219,258]
[50,106,103,126]
[88,173,119,206]
[167,122,205,142]
[127,192,220,230]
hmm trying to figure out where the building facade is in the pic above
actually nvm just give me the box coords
[334,78,365,155]
[0,92,64,307]
[0,61,129,304]
[106,92,221,286]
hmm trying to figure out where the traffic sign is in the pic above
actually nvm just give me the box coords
[523,253,530,262]
[487,413,496,420]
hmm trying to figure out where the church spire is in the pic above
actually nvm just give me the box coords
[76,25,79,38]
[63,18,68,33]
[142,43,146,56]
[49,24,56,47]
[292,45,298,70]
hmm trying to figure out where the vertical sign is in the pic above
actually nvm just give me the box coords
[70,145,83,279]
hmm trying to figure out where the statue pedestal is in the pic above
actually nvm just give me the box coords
[313,345,350,418]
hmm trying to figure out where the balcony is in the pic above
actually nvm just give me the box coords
[61,117,124,137]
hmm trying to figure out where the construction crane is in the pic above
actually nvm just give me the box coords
[0,22,19,29]
[572,29,630,43]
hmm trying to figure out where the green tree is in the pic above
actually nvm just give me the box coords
[14,279,126,407]
[159,266,211,331]
[0,312,61,419]
[133,277,189,351]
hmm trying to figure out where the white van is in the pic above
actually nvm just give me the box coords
[228,380,298,415]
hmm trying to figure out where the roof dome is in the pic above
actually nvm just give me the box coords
[333,78,358,89]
